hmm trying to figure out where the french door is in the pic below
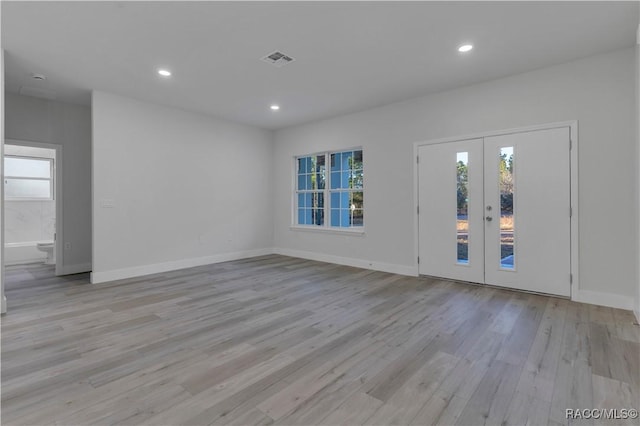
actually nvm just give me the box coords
[418,127,571,297]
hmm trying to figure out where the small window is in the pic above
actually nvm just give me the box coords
[295,149,363,230]
[4,156,54,200]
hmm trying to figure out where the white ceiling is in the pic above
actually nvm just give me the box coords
[2,1,638,130]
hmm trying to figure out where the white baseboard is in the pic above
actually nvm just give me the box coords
[58,262,92,276]
[572,289,635,311]
[273,247,417,277]
[90,248,274,284]
[80,245,638,314]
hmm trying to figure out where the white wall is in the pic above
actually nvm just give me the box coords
[274,47,637,309]
[1,48,6,314]
[91,91,274,283]
[5,93,92,274]
[635,20,640,322]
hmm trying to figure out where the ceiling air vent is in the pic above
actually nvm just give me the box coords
[261,51,295,68]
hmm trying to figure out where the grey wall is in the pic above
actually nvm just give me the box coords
[91,91,274,282]
[274,47,637,305]
[1,48,6,313]
[636,21,640,321]
[4,93,92,274]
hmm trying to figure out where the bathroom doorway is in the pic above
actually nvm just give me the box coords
[3,140,63,276]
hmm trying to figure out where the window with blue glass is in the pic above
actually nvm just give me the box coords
[329,150,363,227]
[295,149,363,229]
[296,154,326,226]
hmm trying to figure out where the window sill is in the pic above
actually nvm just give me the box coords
[5,198,54,202]
[289,225,365,236]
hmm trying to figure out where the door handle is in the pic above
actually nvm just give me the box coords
[485,216,493,222]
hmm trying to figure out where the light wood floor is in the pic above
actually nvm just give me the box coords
[2,255,639,426]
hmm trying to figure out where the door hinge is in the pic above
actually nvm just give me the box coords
[417,156,419,164]
[417,205,419,215]
[417,256,420,264]
[570,206,572,218]
[570,273,573,284]
[569,139,573,150]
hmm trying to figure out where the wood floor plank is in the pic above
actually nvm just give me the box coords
[2,257,638,426]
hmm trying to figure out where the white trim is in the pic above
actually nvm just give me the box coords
[289,226,365,236]
[572,289,634,311]
[568,123,580,304]
[273,247,417,277]
[413,121,579,299]
[5,139,65,277]
[58,263,92,276]
[90,248,273,284]
[413,121,579,147]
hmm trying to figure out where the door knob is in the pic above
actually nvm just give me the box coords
[485,216,493,222]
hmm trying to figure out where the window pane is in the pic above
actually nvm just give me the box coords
[298,174,307,190]
[331,209,340,227]
[316,155,326,189]
[351,191,363,210]
[331,153,341,171]
[5,157,51,179]
[342,171,350,189]
[331,192,340,209]
[340,208,350,227]
[351,169,363,189]
[499,147,515,269]
[341,152,352,171]
[353,150,363,169]
[457,152,469,264]
[351,209,364,227]
[330,172,341,189]
[298,193,306,208]
[307,174,314,190]
[298,158,306,174]
[340,192,349,210]
[311,207,324,226]
[302,208,313,225]
[5,178,51,199]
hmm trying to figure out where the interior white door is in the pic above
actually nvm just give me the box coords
[418,139,484,283]
[483,128,571,296]
[418,127,572,297]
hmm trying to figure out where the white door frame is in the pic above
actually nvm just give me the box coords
[4,138,64,276]
[413,120,578,299]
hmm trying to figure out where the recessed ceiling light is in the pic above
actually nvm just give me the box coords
[270,105,280,111]
[458,44,473,53]
[158,69,172,77]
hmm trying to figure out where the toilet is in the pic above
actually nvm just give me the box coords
[36,242,55,265]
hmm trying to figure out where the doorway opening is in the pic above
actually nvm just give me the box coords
[3,140,63,276]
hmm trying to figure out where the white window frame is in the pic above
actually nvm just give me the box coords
[291,148,364,235]
[4,155,55,201]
